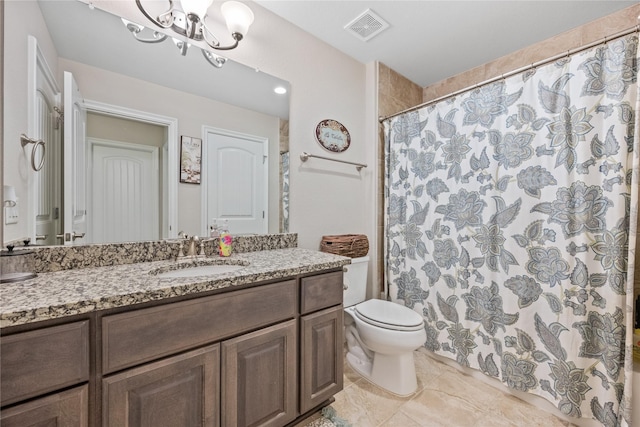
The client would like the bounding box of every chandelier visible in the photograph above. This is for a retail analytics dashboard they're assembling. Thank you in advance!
[134,0,254,51]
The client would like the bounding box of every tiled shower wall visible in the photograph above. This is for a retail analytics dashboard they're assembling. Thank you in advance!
[376,64,423,298]
[280,118,290,233]
[377,4,640,301]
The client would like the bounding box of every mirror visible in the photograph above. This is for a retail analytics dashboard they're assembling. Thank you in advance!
[4,0,290,246]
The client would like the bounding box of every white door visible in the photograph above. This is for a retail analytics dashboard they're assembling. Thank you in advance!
[63,72,87,245]
[28,37,61,246]
[89,139,159,244]
[204,129,268,235]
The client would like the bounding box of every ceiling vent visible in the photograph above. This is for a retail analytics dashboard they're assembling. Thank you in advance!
[344,9,389,42]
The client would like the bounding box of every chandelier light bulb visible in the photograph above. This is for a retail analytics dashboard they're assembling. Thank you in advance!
[180,0,213,18]
[221,1,254,37]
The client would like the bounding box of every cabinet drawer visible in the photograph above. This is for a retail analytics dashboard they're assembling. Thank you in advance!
[0,385,88,427]
[103,279,296,374]
[300,271,343,315]
[1,321,90,406]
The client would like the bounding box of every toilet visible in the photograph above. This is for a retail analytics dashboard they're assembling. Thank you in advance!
[343,256,426,396]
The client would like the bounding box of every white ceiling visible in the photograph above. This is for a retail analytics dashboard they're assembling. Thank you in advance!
[255,1,637,87]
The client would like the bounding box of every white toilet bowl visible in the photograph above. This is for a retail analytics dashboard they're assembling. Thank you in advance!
[344,299,426,396]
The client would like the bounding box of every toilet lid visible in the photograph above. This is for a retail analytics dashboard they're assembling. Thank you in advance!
[354,299,424,331]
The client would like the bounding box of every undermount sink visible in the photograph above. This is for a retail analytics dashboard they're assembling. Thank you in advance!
[150,260,249,279]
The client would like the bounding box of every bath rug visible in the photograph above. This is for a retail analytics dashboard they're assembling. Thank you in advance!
[302,405,351,427]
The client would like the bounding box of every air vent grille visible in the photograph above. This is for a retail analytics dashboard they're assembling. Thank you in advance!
[344,9,389,42]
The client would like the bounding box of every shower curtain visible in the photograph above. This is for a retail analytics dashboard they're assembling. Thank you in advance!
[384,34,638,426]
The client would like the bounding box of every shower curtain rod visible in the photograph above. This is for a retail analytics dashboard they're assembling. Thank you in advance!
[379,25,639,123]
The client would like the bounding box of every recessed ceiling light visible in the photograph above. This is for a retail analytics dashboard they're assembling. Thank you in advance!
[274,86,287,95]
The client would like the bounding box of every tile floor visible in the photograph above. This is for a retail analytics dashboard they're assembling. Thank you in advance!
[329,348,576,427]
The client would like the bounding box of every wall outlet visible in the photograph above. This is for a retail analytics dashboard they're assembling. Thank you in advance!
[4,205,18,225]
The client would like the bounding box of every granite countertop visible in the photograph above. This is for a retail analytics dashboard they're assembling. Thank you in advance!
[0,248,351,328]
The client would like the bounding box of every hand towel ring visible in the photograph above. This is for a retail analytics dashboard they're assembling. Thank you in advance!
[20,134,46,171]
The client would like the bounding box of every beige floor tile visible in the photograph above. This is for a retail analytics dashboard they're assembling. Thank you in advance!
[422,369,505,408]
[379,410,424,427]
[485,394,573,427]
[399,386,490,426]
[342,355,365,389]
[331,376,412,427]
[412,350,456,388]
[332,349,577,427]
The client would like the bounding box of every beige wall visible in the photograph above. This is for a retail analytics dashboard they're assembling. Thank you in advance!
[87,113,166,148]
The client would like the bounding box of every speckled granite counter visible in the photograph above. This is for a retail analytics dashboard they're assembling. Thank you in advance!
[0,248,350,328]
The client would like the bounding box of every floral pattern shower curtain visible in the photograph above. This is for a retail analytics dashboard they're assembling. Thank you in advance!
[384,34,638,426]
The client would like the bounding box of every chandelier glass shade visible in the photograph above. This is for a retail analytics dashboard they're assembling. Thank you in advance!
[134,0,254,51]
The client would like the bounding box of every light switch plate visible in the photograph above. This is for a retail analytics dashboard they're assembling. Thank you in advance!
[4,206,18,224]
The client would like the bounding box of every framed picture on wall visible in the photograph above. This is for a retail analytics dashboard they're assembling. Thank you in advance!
[180,136,202,184]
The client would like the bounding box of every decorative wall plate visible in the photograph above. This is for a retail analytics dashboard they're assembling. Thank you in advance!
[315,119,351,152]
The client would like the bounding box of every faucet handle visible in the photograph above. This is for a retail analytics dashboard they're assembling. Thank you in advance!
[177,240,186,258]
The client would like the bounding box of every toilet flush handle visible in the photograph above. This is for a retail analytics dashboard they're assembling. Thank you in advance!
[343,266,349,290]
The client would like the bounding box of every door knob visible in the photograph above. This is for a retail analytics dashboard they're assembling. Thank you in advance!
[55,232,85,241]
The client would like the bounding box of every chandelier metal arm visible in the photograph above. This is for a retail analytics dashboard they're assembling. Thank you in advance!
[133,0,252,54]
[185,13,200,40]
[124,22,168,43]
[204,32,242,51]
[202,49,227,68]
[135,0,175,29]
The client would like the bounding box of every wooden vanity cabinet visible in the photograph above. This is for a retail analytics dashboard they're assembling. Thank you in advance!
[0,268,344,427]
[0,320,91,427]
[299,271,344,413]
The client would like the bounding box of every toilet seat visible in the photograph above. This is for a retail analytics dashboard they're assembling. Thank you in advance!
[354,299,424,332]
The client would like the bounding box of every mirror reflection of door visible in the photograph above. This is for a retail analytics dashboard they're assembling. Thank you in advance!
[86,114,165,244]
[203,128,269,236]
[63,71,87,245]
[28,36,62,246]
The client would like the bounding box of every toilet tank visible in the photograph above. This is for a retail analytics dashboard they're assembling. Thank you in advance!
[343,256,369,307]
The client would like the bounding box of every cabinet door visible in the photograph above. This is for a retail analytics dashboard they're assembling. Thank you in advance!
[103,344,220,427]
[221,319,297,427]
[0,385,88,427]
[300,305,344,413]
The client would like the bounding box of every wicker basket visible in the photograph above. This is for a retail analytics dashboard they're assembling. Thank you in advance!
[320,234,369,258]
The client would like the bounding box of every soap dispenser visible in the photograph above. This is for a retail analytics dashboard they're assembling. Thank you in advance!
[218,219,232,257]
[210,219,219,238]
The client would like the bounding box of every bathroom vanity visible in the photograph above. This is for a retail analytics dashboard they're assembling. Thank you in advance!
[0,245,349,427]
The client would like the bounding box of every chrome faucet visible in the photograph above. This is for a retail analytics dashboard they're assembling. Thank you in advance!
[186,235,200,257]
[177,233,205,258]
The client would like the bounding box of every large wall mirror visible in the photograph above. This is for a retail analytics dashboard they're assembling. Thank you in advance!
[4,0,290,246]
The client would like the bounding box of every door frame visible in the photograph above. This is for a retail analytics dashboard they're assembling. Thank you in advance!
[83,100,179,239]
[200,126,269,236]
